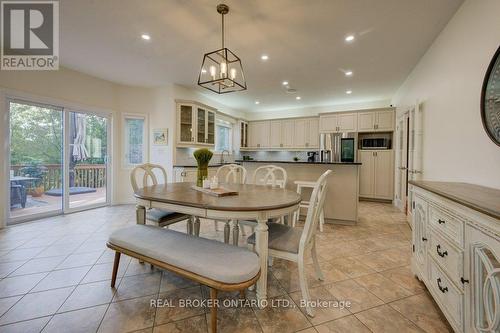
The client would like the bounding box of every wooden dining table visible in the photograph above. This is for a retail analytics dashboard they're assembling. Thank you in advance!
[134,182,301,305]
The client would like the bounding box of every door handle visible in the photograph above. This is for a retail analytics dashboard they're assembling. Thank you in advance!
[437,278,448,293]
[436,244,448,257]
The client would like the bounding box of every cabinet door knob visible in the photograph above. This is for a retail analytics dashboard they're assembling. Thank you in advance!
[436,244,448,258]
[460,277,469,284]
[437,278,448,293]
[438,219,446,224]
[422,237,427,242]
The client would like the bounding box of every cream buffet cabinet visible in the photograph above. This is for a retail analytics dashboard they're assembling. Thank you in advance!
[410,182,500,333]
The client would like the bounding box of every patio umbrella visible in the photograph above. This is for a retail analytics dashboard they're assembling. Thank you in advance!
[72,114,89,161]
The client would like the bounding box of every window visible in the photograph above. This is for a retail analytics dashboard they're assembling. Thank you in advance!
[123,115,146,167]
[215,122,232,152]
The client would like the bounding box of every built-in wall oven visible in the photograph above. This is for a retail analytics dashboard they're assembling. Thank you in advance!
[360,137,391,150]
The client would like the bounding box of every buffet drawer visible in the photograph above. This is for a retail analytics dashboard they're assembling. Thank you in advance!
[429,204,464,247]
[428,257,463,331]
[429,231,463,289]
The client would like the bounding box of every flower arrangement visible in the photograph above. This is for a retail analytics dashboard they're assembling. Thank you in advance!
[193,148,213,187]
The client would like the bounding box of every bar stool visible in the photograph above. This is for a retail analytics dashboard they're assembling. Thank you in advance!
[293,180,325,232]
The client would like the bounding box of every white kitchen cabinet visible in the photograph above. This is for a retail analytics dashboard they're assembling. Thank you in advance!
[358,150,394,200]
[248,121,270,148]
[176,101,216,146]
[358,109,394,132]
[239,120,248,148]
[319,113,357,133]
[282,120,295,148]
[410,184,500,333]
[292,118,318,148]
[173,166,217,182]
[269,120,282,148]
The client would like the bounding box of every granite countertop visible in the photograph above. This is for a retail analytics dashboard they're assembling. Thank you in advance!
[236,160,361,165]
[409,181,500,220]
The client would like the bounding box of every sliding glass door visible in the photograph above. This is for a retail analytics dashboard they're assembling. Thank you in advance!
[7,99,111,224]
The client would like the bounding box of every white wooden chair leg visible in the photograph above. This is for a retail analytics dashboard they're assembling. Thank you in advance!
[194,217,200,237]
[298,256,314,317]
[232,220,239,246]
[187,216,193,235]
[247,243,256,291]
[319,210,325,232]
[311,241,324,281]
[223,220,231,244]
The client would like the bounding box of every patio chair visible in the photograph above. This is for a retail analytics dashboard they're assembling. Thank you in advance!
[10,183,27,208]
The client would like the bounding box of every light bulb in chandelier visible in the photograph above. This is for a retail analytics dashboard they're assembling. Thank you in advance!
[220,62,227,78]
[209,66,217,80]
[230,68,237,80]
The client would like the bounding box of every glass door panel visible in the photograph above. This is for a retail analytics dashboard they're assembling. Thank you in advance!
[207,111,215,144]
[68,112,108,209]
[8,100,63,220]
[197,108,206,144]
[179,105,193,142]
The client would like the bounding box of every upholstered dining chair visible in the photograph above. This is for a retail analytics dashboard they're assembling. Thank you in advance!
[234,165,288,245]
[247,169,332,317]
[214,164,247,244]
[130,163,193,232]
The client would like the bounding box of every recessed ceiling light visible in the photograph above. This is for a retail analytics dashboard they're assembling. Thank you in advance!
[345,35,355,42]
[345,71,353,76]
[141,34,151,41]
[346,90,352,94]
[261,54,269,61]
[282,81,288,85]
[255,101,260,105]
[296,96,301,100]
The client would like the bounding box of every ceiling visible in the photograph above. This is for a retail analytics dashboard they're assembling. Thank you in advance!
[59,0,463,113]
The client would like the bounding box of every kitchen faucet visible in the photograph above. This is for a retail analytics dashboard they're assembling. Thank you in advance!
[220,150,230,164]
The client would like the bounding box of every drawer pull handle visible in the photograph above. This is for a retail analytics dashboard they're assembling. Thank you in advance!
[438,219,446,224]
[436,245,448,258]
[422,237,427,242]
[461,277,469,284]
[437,278,448,293]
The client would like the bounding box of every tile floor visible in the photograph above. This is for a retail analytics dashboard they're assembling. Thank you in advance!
[0,202,453,333]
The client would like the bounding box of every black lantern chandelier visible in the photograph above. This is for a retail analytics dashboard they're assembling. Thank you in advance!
[197,4,247,94]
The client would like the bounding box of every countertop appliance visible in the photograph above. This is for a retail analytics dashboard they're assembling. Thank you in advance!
[360,137,391,149]
[320,132,357,162]
[307,151,317,162]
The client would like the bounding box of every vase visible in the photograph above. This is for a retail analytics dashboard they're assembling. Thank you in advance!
[196,166,208,187]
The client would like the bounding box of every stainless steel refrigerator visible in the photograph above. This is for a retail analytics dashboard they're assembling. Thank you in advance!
[320,132,357,162]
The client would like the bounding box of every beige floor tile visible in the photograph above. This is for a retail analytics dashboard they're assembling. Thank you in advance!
[0,247,45,263]
[354,247,410,272]
[0,261,27,279]
[271,265,324,293]
[328,257,375,278]
[154,286,205,325]
[113,272,162,301]
[389,292,453,333]
[56,251,103,269]
[289,285,350,325]
[59,279,117,312]
[355,304,422,333]
[297,328,318,333]
[0,286,74,325]
[0,316,51,333]
[125,260,163,276]
[253,295,311,333]
[159,270,199,293]
[207,306,262,333]
[43,304,108,333]
[32,266,91,292]
[81,261,129,284]
[98,295,156,333]
[153,314,207,333]
[315,315,371,333]
[0,272,47,297]
[9,256,67,276]
[380,265,426,294]
[325,279,383,313]
[311,261,349,284]
[246,273,287,300]
[354,273,414,302]
[0,296,21,317]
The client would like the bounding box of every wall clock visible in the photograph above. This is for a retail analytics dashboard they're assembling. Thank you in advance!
[481,46,500,146]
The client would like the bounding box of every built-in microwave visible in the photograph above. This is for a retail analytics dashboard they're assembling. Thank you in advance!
[361,138,391,149]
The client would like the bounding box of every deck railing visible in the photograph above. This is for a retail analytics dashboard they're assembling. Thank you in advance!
[11,164,106,190]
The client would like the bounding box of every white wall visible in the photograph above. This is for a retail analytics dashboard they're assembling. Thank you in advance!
[392,0,500,189]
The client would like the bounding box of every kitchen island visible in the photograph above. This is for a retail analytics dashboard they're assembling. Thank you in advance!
[237,160,360,224]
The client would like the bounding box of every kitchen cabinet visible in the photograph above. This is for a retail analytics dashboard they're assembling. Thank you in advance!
[269,120,282,148]
[358,109,394,132]
[293,118,318,148]
[239,120,248,148]
[358,150,394,200]
[173,166,218,182]
[176,101,216,146]
[319,113,357,133]
[410,183,500,333]
[248,121,270,148]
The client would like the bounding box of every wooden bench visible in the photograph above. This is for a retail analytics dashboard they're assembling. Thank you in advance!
[107,225,260,333]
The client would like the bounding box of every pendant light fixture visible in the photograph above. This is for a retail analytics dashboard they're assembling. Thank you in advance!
[198,4,247,94]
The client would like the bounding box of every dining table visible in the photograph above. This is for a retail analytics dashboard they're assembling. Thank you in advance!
[134,182,301,306]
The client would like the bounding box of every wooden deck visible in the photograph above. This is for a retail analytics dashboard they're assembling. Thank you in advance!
[10,187,107,218]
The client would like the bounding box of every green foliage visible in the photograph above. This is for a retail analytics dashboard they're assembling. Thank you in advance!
[193,148,213,167]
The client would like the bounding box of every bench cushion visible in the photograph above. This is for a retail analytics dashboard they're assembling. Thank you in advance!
[109,225,259,284]
[247,223,302,254]
[146,208,187,223]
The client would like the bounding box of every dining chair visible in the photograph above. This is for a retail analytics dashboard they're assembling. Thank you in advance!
[247,169,332,317]
[214,164,247,244]
[130,163,193,232]
[235,165,288,245]
[293,180,325,232]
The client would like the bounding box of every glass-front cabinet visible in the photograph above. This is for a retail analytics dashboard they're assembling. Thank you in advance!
[177,101,216,146]
[239,120,248,148]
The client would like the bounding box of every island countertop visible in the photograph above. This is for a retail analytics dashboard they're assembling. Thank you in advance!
[235,160,361,165]
[409,181,500,220]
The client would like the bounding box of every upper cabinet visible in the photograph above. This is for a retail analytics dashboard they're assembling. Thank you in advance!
[176,101,216,146]
[239,120,248,148]
[248,121,270,148]
[294,118,319,148]
[319,112,358,133]
[358,109,394,132]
